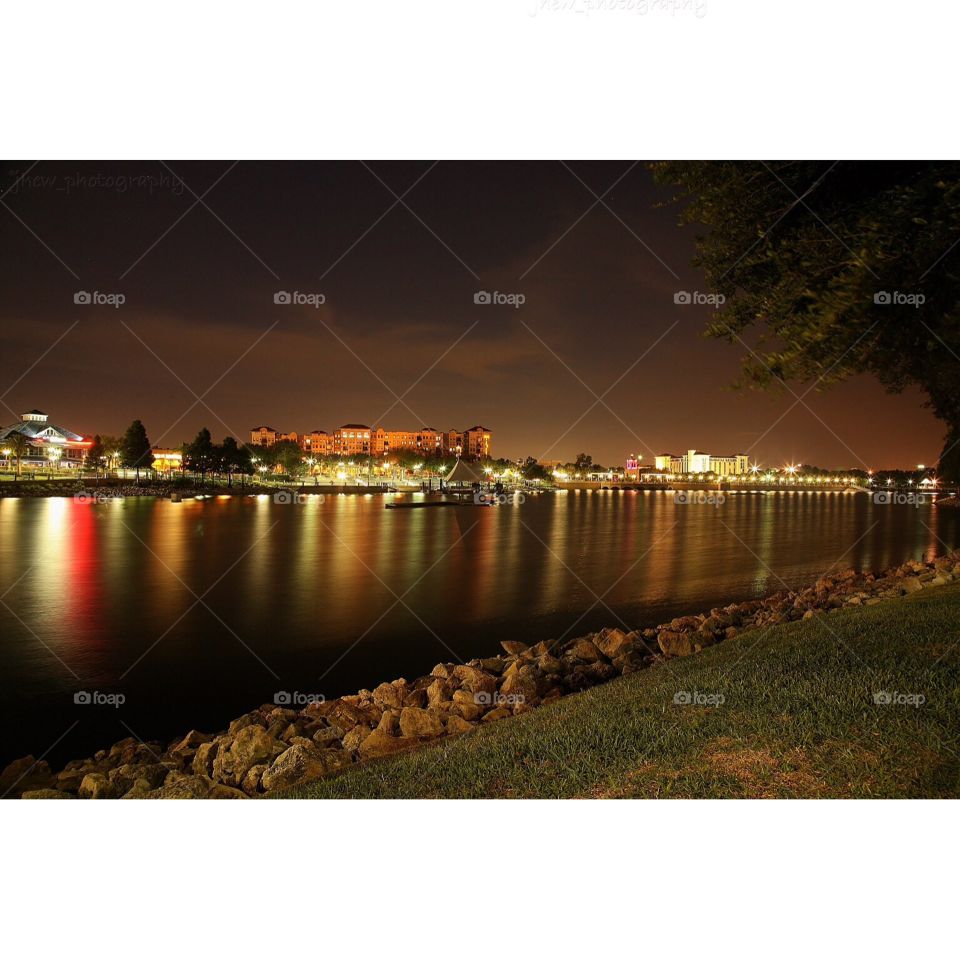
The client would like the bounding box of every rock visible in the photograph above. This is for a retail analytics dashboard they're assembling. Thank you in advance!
[427,678,453,705]
[0,756,54,797]
[901,576,923,593]
[398,706,444,739]
[311,724,345,748]
[358,728,418,760]
[500,641,529,655]
[148,776,213,799]
[342,724,372,753]
[20,789,74,799]
[594,628,634,659]
[481,706,512,723]
[478,657,507,674]
[452,665,497,696]
[169,729,214,755]
[430,663,454,679]
[657,630,697,657]
[536,653,565,675]
[211,725,284,786]
[445,716,475,735]
[241,764,269,794]
[500,669,540,706]
[228,712,263,735]
[261,744,349,792]
[109,763,168,793]
[78,773,121,799]
[192,740,219,777]
[208,784,249,799]
[372,681,404,710]
[567,638,603,663]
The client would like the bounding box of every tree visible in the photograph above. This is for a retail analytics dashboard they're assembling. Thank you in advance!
[185,428,215,484]
[121,420,154,482]
[218,436,251,487]
[4,432,31,478]
[574,453,593,472]
[521,455,549,481]
[100,435,123,474]
[652,161,960,479]
[86,435,105,478]
[269,439,304,477]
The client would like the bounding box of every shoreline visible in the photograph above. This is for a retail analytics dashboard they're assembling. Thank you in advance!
[4,546,959,799]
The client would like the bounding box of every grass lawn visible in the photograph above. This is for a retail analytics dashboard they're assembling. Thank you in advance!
[282,583,960,799]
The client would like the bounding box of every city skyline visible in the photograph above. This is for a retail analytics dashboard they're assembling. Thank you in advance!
[0,161,947,471]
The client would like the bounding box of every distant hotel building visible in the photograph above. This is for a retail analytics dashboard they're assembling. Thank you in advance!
[0,409,91,465]
[651,449,751,476]
[250,423,492,459]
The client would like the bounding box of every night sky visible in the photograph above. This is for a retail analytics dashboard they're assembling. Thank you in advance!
[0,161,944,469]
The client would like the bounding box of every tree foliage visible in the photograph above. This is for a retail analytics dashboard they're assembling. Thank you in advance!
[652,161,960,477]
[121,419,154,481]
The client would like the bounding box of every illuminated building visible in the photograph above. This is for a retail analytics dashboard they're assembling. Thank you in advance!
[0,409,91,466]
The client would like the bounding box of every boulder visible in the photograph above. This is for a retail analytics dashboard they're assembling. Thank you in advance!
[342,724,372,753]
[398,706,444,739]
[500,641,528,655]
[0,756,54,798]
[566,638,603,663]
[211,725,285,786]
[481,706,512,723]
[358,728,418,760]
[261,744,349,792]
[445,716,475,735]
[78,773,121,799]
[20,789,74,799]
[657,630,697,657]
[148,776,213,799]
[241,764,269,794]
[452,665,497,696]
[594,628,634,659]
[372,681,404,710]
[192,740,219,777]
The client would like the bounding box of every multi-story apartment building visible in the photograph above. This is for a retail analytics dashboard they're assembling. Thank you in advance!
[252,422,492,459]
[333,424,372,457]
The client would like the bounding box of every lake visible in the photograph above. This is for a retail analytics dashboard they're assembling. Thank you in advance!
[1,489,957,767]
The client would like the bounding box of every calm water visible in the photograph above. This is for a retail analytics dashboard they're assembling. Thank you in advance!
[1,489,957,767]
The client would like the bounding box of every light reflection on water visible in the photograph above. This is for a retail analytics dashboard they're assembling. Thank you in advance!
[0,489,956,765]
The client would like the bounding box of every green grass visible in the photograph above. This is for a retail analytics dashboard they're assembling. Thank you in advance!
[281,584,960,799]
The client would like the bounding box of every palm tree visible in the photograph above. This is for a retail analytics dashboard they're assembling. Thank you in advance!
[5,432,31,478]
